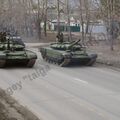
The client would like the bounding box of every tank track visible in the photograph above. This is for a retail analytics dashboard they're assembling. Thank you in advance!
[0,60,6,68]
[86,54,97,66]
[41,52,71,67]
[27,59,36,67]
[41,50,97,67]
[59,59,71,67]
[86,59,96,66]
[0,59,36,68]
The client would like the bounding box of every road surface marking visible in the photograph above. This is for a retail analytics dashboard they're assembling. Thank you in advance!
[74,78,88,84]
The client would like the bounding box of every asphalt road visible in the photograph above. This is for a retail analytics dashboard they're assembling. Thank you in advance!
[0,49,120,120]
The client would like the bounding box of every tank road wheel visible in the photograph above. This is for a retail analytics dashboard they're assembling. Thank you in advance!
[45,56,48,61]
[48,57,52,63]
[59,59,71,67]
[50,59,54,64]
[0,60,6,68]
[46,56,50,63]
[53,59,57,65]
[41,53,46,59]
[53,58,56,64]
[27,59,36,68]
[41,49,46,60]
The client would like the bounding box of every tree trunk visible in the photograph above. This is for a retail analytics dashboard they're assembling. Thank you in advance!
[79,0,85,44]
[44,0,48,37]
[57,0,60,34]
[37,0,41,40]
[66,0,72,41]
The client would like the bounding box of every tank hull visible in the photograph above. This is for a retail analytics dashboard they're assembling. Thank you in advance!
[1,59,36,67]
[40,47,97,67]
[0,50,37,68]
[70,54,97,65]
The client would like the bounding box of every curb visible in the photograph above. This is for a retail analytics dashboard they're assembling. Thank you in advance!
[96,59,120,68]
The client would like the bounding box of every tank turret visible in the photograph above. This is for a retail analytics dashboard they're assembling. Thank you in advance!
[50,39,83,51]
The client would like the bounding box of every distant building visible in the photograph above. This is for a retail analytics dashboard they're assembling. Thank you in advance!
[51,17,80,32]
[88,21,107,34]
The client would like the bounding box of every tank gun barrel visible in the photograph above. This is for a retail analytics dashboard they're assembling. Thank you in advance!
[68,39,81,50]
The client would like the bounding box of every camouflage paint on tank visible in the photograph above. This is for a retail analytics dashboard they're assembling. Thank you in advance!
[40,39,97,67]
[0,32,37,68]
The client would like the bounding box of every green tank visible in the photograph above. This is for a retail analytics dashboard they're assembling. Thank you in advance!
[40,39,97,67]
[0,32,37,68]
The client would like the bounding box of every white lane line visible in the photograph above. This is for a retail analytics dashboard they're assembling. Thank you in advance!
[74,78,88,84]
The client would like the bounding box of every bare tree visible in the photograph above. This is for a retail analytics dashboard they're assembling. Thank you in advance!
[99,0,120,50]
[57,0,61,34]
[78,0,85,44]
[66,0,72,41]
[43,0,48,37]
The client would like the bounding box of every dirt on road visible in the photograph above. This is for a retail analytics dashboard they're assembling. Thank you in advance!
[0,88,40,120]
